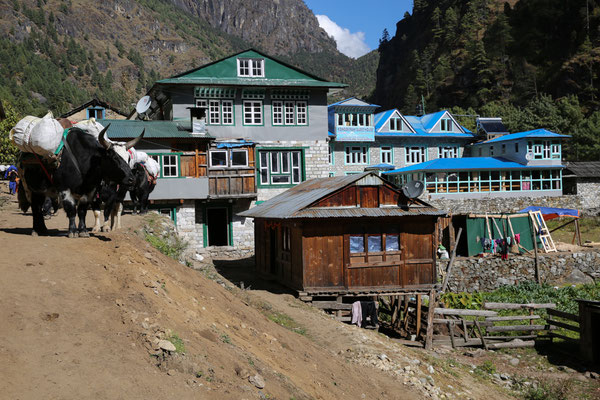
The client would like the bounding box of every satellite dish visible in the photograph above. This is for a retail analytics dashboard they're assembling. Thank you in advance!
[402,180,425,199]
[136,96,152,115]
[525,151,534,161]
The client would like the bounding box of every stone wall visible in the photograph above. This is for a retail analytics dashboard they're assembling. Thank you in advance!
[442,251,600,292]
[577,179,600,209]
[429,195,584,214]
[176,201,203,248]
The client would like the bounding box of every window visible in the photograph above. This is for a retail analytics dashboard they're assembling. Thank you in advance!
[349,233,400,254]
[273,101,307,126]
[345,146,368,165]
[222,100,233,125]
[231,150,248,167]
[162,155,178,177]
[502,144,506,154]
[282,226,291,251]
[258,149,303,186]
[237,58,264,77]
[328,144,334,165]
[490,146,494,156]
[389,117,402,131]
[405,146,427,164]
[337,113,371,127]
[272,101,283,125]
[87,107,104,119]
[196,99,208,108]
[243,101,262,125]
[551,142,561,159]
[438,146,458,158]
[209,149,248,168]
[285,101,295,125]
[210,150,228,167]
[515,143,519,153]
[381,146,393,164]
[209,100,220,124]
[440,118,453,131]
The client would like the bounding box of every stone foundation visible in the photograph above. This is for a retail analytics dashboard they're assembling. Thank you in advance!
[441,250,600,292]
[429,195,584,214]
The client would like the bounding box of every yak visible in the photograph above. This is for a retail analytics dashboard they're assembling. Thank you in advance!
[129,162,157,214]
[18,125,141,238]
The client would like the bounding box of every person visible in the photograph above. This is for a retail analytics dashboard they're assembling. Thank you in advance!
[4,165,18,195]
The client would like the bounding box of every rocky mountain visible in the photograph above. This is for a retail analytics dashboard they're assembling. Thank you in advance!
[0,0,377,116]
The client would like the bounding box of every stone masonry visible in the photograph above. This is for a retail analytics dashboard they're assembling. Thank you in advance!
[429,195,585,215]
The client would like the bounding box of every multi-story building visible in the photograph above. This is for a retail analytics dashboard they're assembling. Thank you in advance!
[328,98,475,176]
[121,49,345,251]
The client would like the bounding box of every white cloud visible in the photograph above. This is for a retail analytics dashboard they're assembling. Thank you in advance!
[316,14,371,59]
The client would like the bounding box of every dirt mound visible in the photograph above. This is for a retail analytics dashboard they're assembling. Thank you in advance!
[0,185,512,399]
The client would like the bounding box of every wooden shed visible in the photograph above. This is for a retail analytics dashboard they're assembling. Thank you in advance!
[238,172,445,296]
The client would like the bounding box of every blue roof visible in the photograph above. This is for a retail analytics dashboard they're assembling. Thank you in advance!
[329,97,380,108]
[375,131,474,138]
[474,129,570,145]
[420,111,447,131]
[365,163,396,170]
[385,157,565,174]
[374,110,397,131]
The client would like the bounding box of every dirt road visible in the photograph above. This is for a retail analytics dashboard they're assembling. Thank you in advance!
[0,185,511,399]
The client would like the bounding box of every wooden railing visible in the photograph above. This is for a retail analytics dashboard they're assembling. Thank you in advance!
[208,167,256,198]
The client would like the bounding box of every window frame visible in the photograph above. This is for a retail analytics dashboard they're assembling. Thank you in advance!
[380,146,393,164]
[389,117,402,131]
[257,148,305,188]
[438,145,459,158]
[345,145,369,165]
[161,154,179,178]
[243,100,263,126]
[440,118,453,132]
[405,146,427,165]
[237,58,264,77]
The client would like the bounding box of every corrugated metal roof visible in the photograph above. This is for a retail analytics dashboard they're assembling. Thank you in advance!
[474,129,570,145]
[375,131,474,138]
[292,207,445,219]
[329,97,380,107]
[564,162,600,178]
[156,77,346,87]
[238,172,442,219]
[374,109,395,130]
[98,119,213,139]
[385,157,565,174]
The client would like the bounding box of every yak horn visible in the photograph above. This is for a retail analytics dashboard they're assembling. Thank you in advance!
[98,124,112,149]
[125,129,145,150]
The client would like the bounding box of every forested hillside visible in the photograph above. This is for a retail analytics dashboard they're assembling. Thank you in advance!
[374,0,600,160]
[0,0,375,118]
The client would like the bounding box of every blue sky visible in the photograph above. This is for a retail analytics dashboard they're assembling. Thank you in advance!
[303,0,412,58]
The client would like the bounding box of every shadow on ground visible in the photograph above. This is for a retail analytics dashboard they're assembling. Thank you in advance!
[212,256,296,295]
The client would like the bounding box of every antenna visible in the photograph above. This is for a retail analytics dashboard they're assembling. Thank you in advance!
[525,151,534,161]
[135,96,152,119]
[402,180,424,199]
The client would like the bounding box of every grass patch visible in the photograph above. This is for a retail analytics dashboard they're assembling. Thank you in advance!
[166,333,186,354]
[267,311,306,335]
[220,334,231,344]
[546,216,600,243]
[522,378,572,400]
[145,233,187,259]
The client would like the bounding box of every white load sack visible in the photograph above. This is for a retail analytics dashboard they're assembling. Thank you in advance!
[74,118,105,139]
[143,157,160,178]
[126,148,149,168]
[10,112,63,157]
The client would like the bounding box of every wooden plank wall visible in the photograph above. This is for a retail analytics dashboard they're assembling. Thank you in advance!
[313,184,401,208]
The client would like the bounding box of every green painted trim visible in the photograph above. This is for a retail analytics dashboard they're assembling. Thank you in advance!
[201,203,233,247]
[147,152,183,178]
[379,145,393,164]
[343,144,370,166]
[255,147,306,188]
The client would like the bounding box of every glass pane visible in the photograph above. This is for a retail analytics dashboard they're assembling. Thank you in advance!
[272,175,290,184]
[292,168,300,183]
[386,235,399,251]
[350,235,364,253]
[211,151,227,166]
[292,151,300,167]
[260,169,268,184]
[260,152,268,167]
[368,235,382,252]
[281,151,290,172]
[271,152,279,172]
[231,151,247,166]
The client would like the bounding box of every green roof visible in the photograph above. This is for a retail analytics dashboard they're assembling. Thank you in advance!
[98,119,213,139]
[156,49,346,88]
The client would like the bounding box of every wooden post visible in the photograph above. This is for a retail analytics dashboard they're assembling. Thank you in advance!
[425,289,436,351]
[530,220,540,284]
[416,295,422,338]
[442,227,463,293]
[195,149,199,178]
[575,219,582,246]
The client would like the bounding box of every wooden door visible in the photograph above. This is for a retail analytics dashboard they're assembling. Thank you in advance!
[400,218,436,287]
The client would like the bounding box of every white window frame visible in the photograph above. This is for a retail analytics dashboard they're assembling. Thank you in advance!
[237,58,264,77]
[272,101,283,125]
[345,146,369,165]
[243,101,262,125]
[221,100,234,125]
[284,101,295,125]
[258,150,303,186]
[551,142,561,159]
[162,154,178,177]
[231,149,248,167]
[296,101,307,125]
[381,146,393,164]
[208,100,220,125]
[438,146,458,158]
[405,146,427,164]
[328,144,334,165]
[389,117,402,131]
[209,150,228,168]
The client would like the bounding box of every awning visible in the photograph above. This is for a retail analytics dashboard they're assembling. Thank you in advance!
[518,206,580,220]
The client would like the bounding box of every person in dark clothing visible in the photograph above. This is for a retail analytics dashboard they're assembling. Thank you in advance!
[360,301,379,328]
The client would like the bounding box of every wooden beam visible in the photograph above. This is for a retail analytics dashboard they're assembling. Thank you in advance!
[484,302,556,310]
[474,320,488,350]
[530,213,540,283]
[549,218,576,233]
[425,289,436,351]
[435,308,497,317]
[487,340,535,349]
[441,227,462,293]
[486,324,552,332]
[416,295,422,338]
[547,308,579,322]
[547,319,580,332]
[486,315,541,322]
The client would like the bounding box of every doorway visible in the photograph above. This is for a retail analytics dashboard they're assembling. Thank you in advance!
[206,207,229,246]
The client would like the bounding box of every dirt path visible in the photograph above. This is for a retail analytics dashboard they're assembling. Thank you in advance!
[0,183,512,400]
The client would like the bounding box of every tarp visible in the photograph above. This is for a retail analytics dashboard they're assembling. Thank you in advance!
[465,215,539,256]
[215,140,254,149]
[518,206,579,220]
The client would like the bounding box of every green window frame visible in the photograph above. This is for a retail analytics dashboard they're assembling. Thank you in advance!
[206,99,235,126]
[344,145,369,165]
[440,118,452,132]
[147,153,182,178]
[271,100,308,126]
[389,117,402,131]
[257,148,305,188]
[380,146,393,164]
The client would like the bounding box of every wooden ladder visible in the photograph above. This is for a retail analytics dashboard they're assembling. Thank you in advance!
[529,211,556,253]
